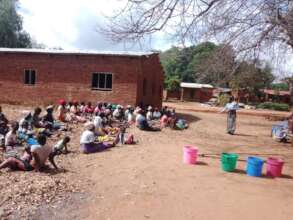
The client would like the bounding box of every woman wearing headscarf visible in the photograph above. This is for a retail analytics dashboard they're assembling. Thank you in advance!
[80,122,118,154]
[221,97,239,135]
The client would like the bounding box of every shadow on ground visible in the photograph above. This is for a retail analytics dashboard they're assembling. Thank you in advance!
[176,112,201,124]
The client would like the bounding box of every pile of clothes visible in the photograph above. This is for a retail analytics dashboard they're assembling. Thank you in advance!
[271,121,289,142]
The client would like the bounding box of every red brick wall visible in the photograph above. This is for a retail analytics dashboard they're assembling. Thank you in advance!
[182,88,213,102]
[137,54,164,108]
[164,90,180,100]
[0,52,163,107]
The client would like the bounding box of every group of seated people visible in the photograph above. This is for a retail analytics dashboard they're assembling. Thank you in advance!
[0,105,70,172]
[0,100,188,172]
[135,105,188,131]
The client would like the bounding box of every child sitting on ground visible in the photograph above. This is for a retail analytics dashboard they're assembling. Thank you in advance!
[119,126,136,145]
[52,136,71,155]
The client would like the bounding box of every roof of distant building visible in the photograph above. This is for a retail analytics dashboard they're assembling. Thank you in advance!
[262,89,290,96]
[180,82,214,89]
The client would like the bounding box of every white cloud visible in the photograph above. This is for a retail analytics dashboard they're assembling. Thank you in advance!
[18,0,171,51]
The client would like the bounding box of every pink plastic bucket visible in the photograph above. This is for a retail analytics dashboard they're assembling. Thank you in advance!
[183,146,198,164]
[266,157,284,178]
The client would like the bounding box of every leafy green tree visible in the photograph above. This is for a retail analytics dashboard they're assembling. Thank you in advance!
[160,42,218,86]
[270,83,289,91]
[0,0,31,48]
[164,75,181,91]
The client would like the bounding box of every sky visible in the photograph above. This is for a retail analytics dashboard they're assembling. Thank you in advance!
[18,0,171,51]
[18,0,292,75]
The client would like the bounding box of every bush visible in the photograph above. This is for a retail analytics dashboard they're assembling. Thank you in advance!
[218,94,230,106]
[257,102,290,111]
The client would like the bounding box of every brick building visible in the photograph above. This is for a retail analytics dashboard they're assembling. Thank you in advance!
[179,82,214,103]
[0,48,164,107]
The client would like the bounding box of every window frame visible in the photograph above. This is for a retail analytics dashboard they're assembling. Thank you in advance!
[24,69,36,86]
[91,72,113,91]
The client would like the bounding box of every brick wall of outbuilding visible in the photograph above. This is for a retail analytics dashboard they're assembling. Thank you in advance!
[137,54,164,108]
[0,51,164,107]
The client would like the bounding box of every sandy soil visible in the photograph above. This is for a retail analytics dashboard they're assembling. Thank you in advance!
[1,103,293,220]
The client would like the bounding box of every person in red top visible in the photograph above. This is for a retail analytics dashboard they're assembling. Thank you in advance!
[84,102,94,114]
[57,99,67,122]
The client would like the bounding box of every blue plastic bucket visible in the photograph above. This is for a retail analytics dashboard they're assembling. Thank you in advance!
[246,156,264,177]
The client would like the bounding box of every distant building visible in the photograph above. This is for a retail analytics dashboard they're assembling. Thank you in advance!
[0,48,164,107]
[180,82,214,102]
[261,89,290,104]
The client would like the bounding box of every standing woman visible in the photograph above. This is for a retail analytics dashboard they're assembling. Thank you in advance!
[221,97,239,135]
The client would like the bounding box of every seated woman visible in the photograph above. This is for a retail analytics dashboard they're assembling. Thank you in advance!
[32,107,45,129]
[17,120,33,142]
[160,112,170,128]
[79,102,86,115]
[80,123,117,154]
[94,112,106,133]
[0,145,33,171]
[94,102,103,114]
[84,102,94,115]
[153,108,161,120]
[136,110,160,131]
[146,106,154,121]
[113,105,124,121]
[127,108,135,124]
[43,105,61,130]
[5,121,21,151]
[19,112,33,130]
[69,101,86,123]
[57,99,68,122]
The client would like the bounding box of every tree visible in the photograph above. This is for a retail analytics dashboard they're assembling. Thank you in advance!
[160,42,218,85]
[160,42,275,93]
[230,62,275,95]
[104,0,293,56]
[271,83,289,91]
[0,0,31,48]
[164,75,181,91]
[194,45,235,87]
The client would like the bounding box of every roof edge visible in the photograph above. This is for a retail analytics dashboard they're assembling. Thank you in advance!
[0,48,157,57]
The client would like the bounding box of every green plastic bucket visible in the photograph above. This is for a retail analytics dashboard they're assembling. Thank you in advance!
[221,153,238,172]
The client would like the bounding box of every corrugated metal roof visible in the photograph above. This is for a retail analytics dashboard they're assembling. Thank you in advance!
[262,89,290,96]
[180,82,214,89]
[0,48,156,57]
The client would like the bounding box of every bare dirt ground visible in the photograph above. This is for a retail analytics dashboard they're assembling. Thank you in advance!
[1,103,293,220]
